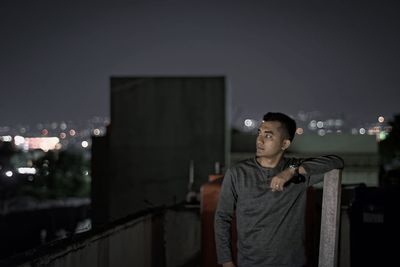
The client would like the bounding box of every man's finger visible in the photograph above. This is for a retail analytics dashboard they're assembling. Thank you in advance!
[270,183,279,191]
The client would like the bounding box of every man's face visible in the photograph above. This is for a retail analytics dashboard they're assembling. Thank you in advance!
[256,121,290,158]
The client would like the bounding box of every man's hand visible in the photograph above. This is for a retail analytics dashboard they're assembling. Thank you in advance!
[222,261,236,267]
[270,167,296,192]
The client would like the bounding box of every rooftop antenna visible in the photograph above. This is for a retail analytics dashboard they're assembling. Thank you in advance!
[186,160,197,203]
[188,160,194,191]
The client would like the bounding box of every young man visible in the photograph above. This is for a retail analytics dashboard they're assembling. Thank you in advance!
[214,112,344,267]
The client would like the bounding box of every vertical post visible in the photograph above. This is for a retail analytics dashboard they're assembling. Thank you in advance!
[318,169,342,267]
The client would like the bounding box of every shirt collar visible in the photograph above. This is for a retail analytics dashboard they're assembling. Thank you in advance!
[253,156,287,173]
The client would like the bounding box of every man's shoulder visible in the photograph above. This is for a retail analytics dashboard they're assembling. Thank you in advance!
[227,158,257,174]
[231,157,256,168]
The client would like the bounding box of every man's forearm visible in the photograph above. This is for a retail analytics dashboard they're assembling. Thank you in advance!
[300,155,344,176]
[214,169,237,263]
[271,156,344,190]
[214,211,234,264]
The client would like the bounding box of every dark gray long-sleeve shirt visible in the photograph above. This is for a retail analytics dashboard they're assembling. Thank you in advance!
[214,155,344,267]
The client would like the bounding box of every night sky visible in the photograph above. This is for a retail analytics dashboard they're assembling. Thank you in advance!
[1,0,400,127]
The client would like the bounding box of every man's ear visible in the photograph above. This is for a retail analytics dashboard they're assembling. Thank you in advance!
[282,139,291,150]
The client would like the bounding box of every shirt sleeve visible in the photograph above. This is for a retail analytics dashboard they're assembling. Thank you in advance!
[299,155,344,186]
[214,168,238,264]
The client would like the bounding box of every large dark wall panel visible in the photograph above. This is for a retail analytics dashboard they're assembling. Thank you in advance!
[109,77,227,220]
[91,135,110,226]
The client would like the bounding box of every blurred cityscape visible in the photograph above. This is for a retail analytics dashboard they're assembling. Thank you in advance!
[0,111,392,151]
[0,116,109,151]
[0,119,108,259]
[0,116,109,204]
[0,112,395,210]
[1,103,399,266]
[237,110,391,141]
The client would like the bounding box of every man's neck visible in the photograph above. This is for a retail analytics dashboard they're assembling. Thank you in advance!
[256,154,284,168]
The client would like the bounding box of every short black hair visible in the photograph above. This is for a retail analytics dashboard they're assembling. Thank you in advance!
[262,112,297,142]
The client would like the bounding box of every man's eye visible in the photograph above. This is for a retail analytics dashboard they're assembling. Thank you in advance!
[266,134,272,138]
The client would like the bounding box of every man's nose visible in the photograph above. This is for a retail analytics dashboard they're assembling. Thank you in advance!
[256,135,263,144]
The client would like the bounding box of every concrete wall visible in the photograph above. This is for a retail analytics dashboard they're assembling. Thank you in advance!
[288,134,378,154]
[289,134,379,187]
[15,215,157,267]
[91,135,110,226]
[164,208,201,267]
[108,77,227,220]
[13,208,200,267]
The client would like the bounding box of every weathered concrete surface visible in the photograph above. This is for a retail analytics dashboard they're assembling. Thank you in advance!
[318,169,342,267]
[11,207,200,267]
[164,208,201,267]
